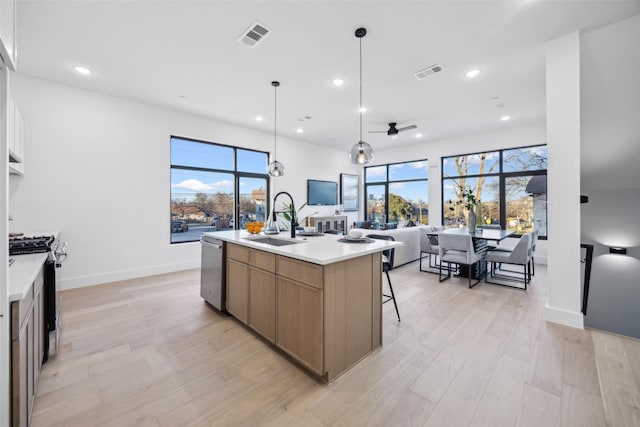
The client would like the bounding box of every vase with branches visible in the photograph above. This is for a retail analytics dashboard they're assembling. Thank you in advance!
[449,185,479,230]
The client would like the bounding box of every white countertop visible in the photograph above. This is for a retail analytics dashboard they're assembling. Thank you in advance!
[204,230,402,265]
[8,231,59,302]
[9,253,48,302]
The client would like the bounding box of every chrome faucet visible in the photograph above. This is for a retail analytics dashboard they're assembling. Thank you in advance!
[273,191,298,238]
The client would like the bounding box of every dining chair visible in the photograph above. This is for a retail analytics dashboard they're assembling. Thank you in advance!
[438,233,484,288]
[419,226,452,274]
[489,231,536,278]
[529,230,538,277]
[368,234,400,321]
[419,226,438,272]
[484,233,532,290]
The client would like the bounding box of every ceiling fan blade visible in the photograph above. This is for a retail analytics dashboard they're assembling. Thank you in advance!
[368,130,388,133]
[397,124,417,132]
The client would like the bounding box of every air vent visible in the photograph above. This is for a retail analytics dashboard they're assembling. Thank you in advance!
[414,64,443,80]
[238,22,271,47]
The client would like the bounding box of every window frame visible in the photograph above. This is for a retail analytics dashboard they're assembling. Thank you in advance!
[440,144,547,239]
[364,159,429,226]
[170,135,270,244]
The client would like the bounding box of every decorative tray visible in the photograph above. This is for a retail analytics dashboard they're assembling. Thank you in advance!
[297,231,324,236]
[337,237,375,244]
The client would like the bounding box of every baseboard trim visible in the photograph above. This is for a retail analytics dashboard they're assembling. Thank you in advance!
[58,260,200,290]
[543,305,584,329]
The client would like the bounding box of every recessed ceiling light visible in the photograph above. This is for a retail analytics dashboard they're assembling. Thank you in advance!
[74,66,92,75]
[256,116,264,122]
[415,133,423,138]
[500,115,511,121]
[296,128,303,133]
[332,78,344,87]
[465,69,480,78]
[358,106,367,113]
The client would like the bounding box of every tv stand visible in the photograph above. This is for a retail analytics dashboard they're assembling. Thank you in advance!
[308,215,347,233]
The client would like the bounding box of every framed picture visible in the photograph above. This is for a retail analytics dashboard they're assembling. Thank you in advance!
[340,173,359,211]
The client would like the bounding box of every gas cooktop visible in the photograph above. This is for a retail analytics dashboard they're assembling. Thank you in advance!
[9,235,55,255]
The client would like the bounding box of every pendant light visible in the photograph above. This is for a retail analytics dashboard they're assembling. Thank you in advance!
[268,80,285,177]
[350,27,374,165]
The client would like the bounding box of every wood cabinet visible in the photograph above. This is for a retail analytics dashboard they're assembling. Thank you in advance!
[11,266,45,427]
[248,267,276,342]
[226,243,277,341]
[226,259,248,324]
[225,242,382,382]
[276,277,323,374]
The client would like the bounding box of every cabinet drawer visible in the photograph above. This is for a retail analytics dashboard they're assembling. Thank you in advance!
[250,249,276,273]
[227,243,250,263]
[276,256,323,290]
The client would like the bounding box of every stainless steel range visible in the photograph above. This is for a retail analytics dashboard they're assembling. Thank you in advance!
[9,234,68,360]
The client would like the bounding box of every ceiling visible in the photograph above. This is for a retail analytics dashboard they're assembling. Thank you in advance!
[15,1,640,153]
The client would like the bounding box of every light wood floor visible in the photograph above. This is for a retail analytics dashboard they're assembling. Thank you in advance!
[31,261,640,426]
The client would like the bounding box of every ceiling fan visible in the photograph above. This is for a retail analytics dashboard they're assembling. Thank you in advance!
[369,122,417,138]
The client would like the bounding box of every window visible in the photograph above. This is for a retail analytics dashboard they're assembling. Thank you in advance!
[170,136,269,243]
[441,144,547,237]
[365,160,428,227]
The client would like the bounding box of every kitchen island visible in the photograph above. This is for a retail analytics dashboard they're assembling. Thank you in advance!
[202,230,402,383]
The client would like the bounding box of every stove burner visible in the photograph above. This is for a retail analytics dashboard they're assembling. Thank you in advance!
[9,235,55,255]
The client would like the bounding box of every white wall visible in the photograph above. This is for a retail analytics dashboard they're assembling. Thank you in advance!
[9,75,359,289]
[581,189,640,339]
[544,32,583,329]
[579,15,640,338]
[372,121,549,263]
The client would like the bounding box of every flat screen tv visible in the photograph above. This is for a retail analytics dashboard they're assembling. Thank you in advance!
[307,179,338,206]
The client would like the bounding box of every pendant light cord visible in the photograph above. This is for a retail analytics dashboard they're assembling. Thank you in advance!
[274,83,277,159]
[359,35,363,144]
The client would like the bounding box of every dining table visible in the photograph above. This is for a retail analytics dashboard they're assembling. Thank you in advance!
[427,227,516,279]
[434,227,515,242]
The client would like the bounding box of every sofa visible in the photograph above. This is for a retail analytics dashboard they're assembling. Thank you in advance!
[353,224,428,267]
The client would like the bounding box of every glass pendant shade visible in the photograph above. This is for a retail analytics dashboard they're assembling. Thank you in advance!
[268,160,285,177]
[350,27,374,165]
[350,141,374,165]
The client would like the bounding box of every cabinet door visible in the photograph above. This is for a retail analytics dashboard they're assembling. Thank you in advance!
[26,311,34,421]
[8,96,15,156]
[248,267,276,342]
[15,104,24,161]
[276,277,323,374]
[226,259,248,323]
[12,325,28,427]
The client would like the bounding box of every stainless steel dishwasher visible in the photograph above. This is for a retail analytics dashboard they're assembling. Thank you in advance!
[200,235,225,311]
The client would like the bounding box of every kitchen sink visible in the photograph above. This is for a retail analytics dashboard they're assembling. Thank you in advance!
[245,237,302,246]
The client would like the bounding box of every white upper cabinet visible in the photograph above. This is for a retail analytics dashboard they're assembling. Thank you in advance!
[0,0,18,70]
[9,96,24,175]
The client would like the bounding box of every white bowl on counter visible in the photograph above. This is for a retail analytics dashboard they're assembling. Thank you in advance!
[348,229,363,239]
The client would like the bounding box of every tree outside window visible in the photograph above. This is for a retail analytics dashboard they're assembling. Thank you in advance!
[441,145,547,237]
